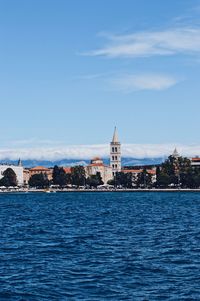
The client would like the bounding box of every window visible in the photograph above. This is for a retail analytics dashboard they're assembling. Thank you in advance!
[115,164,117,168]
[115,156,117,160]
[112,147,114,152]
[112,156,114,160]
[115,147,117,152]
[112,164,115,168]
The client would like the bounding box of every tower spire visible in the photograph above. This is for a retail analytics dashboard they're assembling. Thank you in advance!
[112,126,119,143]
[18,158,22,166]
[172,148,179,159]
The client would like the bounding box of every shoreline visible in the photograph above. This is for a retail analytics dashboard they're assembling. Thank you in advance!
[1,188,200,193]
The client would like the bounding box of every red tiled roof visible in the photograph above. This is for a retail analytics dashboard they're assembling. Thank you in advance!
[147,169,156,175]
[191,158,200,162]
[88,163,104,167]
[63,167,71,174]
[122,169,143,173]
[30,166,50,171]
[122,169,156,175]
[92,157,101,161]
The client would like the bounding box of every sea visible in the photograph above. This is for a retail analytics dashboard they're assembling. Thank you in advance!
[0,192,200,300]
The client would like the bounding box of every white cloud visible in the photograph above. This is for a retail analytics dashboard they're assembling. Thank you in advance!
[86,27,200,58]
[0,143,200,161]
[110,73,179,91]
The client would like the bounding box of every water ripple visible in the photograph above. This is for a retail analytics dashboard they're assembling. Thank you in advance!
[0,192,200,300]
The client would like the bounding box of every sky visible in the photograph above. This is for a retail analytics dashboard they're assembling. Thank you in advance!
[1,0,200,159]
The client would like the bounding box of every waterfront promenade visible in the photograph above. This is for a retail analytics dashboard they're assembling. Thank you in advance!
[1,188,200,193]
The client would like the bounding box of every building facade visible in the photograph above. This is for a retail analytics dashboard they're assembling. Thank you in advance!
[0,161,24,186]
[191,157,200,168]
[110,127,121,176]
[29,166,53,181]
[23,169,30,185]
[86,157,113,184]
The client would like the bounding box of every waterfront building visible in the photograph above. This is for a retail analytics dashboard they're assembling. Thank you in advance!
[29,166,53,181]
[86,157,113,184]
[110,127,121,176]
[191,157,200,168]
[23,166,71,185]
[0,159,23,186]
[122,168,157,184]
[23,169,30,185]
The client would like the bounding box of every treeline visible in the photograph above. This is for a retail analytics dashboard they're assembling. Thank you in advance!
[1,156,200,189]
[156,155,200,188]
[28,165,103,189]
[107,169,153,188]
[110,155,200,189]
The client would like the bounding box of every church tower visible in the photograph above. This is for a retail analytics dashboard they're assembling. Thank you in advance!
[110,127,121,176]
[18,158,22,166]
[172,148,180,159]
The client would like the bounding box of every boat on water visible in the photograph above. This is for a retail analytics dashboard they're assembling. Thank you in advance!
[45,189,56,193]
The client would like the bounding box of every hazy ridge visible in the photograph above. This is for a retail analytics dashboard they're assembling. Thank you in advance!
[0,157,164,168]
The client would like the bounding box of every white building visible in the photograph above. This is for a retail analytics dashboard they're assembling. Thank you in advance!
[110,127,121,176]
[0,159,23,186]
[191,157,200,168]
[86,157,113,184]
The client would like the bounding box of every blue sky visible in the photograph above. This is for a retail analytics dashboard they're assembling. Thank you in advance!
[1,0,200,159]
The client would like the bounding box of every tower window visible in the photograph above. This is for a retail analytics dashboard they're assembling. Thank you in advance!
[115,164,117,168]
[112,164,115,168]
[112,147,114,152]
[112,156,114,160]
[115,156,117,160]
[115,147,117,152]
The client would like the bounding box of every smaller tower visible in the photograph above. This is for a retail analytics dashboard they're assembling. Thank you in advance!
[110,127,121,176]
[18,158,22,166]
[172,148,180,159]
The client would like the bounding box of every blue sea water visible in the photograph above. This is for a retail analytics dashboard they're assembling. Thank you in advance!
[0,192,200,301]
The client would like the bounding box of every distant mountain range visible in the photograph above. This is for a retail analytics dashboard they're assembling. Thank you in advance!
[0,157,165,168]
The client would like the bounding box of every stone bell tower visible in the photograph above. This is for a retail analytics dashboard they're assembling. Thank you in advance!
[110,127,121,176]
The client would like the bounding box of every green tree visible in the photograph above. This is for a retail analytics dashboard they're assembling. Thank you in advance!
[86,172,103,188]
[29,173,49,188]
[107,179,115,186]
[0,168,17,187]
[180,168,200,188]
[115,172,133,188]
[0,176,9,187]
[52,165,70,187]
[136,169,152,188]
[156,172,171,188]
[156,155,195,188]
[71,166,86,187]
